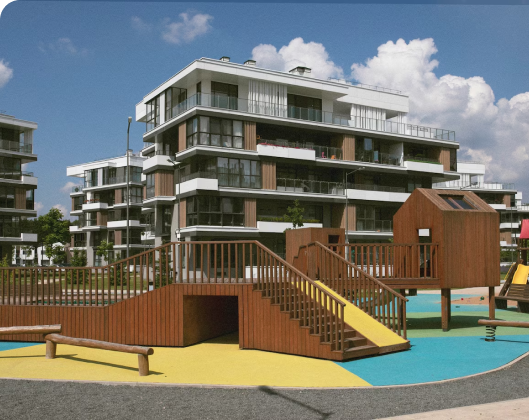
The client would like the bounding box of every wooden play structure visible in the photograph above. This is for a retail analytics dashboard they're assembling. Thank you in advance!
[0,324,153,375]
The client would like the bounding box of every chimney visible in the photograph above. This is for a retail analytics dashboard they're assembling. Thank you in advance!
[289,66,312,77]
[220,56,230,62]
[244,60,256,67]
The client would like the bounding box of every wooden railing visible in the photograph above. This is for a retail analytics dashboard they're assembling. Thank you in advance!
[325,243,439,281]
[0,241,347,352]
[294,242,408,338]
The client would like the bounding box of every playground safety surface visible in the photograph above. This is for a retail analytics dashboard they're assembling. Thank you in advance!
[1,291,529,388]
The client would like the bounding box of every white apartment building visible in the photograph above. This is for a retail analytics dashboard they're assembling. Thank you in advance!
[67,152,150,266]
[0,113,38,259]
[136,57,460,257]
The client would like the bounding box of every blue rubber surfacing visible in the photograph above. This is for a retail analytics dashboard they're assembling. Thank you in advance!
[0,342,41,352]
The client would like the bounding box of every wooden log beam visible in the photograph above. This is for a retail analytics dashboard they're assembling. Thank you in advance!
[478,319,529,328]
[0,325,62,336]
[44,334,154,376]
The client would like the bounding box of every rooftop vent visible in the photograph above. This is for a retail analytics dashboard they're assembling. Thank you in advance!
[220,56,230,62]
[244,59,256,67]
[289,66,312,77]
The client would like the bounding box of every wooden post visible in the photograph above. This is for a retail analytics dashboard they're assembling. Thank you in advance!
[441,288,451,331]
[138,354,149,376]
[45,340,57,359]
[489,286,495,320]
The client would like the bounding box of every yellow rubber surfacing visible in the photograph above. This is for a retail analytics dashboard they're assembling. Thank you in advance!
[314,281,408,348]
[0,334,370,388]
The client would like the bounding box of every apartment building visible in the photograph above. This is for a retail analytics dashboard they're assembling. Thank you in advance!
[136,57,460,257]
[0,113,38,259]
[67,152,149,266]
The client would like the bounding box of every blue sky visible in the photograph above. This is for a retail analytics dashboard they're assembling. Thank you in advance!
[1,2,529,216]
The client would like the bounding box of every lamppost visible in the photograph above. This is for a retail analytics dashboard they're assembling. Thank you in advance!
[126,116,132,259]
[345,167,365,260]
[167,158,181,240]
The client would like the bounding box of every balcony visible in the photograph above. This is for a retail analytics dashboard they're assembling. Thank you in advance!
[276,178,344,195]
[71,185,84,193]
[143,154,176,172]
[82,199,108,211]
[0,170,35,181]
[403,155,444,174]
[356,151,402,167]
[146,93,456,142]
[257,139,343,161]
[0,139,33,154]
[433,180,516,191]
[356,220,393,233]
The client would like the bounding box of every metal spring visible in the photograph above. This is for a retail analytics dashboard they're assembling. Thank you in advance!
[485,325,496,342]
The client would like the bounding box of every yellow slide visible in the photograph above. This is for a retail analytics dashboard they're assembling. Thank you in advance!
[512,264,529,285]
[314,281,408,349]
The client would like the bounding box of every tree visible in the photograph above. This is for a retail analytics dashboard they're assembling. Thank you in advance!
[45,244,67,265]
[96,240,114,263]
[71,249,87,267]
[284,200,305,229]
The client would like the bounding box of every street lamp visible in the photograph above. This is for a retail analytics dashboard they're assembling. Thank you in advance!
[345,167,365,259]
[126,116,132,259]
[167,158,181,241]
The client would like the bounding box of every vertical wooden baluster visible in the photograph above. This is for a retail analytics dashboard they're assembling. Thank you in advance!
[392,296,396,332]
[234,243,238,284]
[402,300,407,339]
[139,256,144,295]
[227,243,232,284]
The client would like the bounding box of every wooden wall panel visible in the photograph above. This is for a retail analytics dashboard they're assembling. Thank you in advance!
[439,149,451,171]
[115,189,122,205]
[343,134,355,161]
[244,198,256,228]
[500,231,513,245]
[71,197,75,212]
[261,161,276,190]
[114,230,122,245]
[503,194,512,206]
[244,121,257,151]
[178,122,186,152]
[179,198,186,228]
[155,170,174,197]
[15,188,25,210]
[286,227,345,264]
[96,212,107,226]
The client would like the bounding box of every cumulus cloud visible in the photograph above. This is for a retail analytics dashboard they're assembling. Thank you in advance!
[0,59,13,88]
[349,37,529,186]
[39,38,88,56]
[252,37,343,80]
[52,204,69,217]
[34,202,44,214]
[60,181,78,194]
[161,12,213,44]
[131,16,152,32]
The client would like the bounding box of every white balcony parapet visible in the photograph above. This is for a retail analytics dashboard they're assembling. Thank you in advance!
[346,188,410,203]
[21,174,38,187]
[490,204,507,211]
[257,144,316,161]
[178,177,219,194]
[107,220,142,228]
[404,160,444,174]
[82,202,108,211]
[21,233,38,242]
[143,154,175,172]
[257,221,322,233]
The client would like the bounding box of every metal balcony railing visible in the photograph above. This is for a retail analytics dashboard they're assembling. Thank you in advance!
[356,220,393,232]
[356,151,402,166]
[404,155,443,165]
[348,183,406,193]
[276,178,344,195]
[0,139,33,154]
[433,181,515,190]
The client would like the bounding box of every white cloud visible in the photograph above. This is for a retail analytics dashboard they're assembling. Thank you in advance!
[131,16,152,32]
[161,12,213,44]
[252,37,343,80]
[60,181,78,194]
[0,59,13,88]
[52,204,69,218]
[39,38,88,56]
[349,37,529,187]
[34,202,44,214]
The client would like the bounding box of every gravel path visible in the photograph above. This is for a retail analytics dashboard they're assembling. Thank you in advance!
[1,352,529,420]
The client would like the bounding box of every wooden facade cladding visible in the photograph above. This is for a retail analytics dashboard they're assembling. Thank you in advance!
[439,149,451,171]
[244,121,257,151]
[343,134,355,161]
[115,189,123,205]
[178,122,186,152]
[15,188,25,210]
[331,204,355,229]
[179,198,186,228]
[114,230,122,245]
[71,197,75,212]
[500,231,513,245]
[393,188,500,289]
[155,171,174,197]
[261,161,276,190]
[96,212,107,227]
[244,199,257,228]
[503,194,512,206]
[0,284,345,361]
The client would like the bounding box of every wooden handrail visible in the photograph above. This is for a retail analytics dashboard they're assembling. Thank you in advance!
[44,334,154,376]
[0,325,62,335]
[478,319,529,328]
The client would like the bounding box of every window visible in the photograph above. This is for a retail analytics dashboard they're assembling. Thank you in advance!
[0,156,22,180]
[26,189,34,210]
[215,158,261,188]
[0,186,15,208]
[287,94,322,122]
[73,233,86,247]
[162,206,172,235]
[122,229,142,245]
[356,205,394,232]
[406,177,433,193]
[186,116,243,149]
[146,174,155,199]
[85,212,97,227]
[441,196,475,210]
[108,208,141,221]
[146,95,160,131]
[257,201,323,223]
[84,169,98,188]
[211,81,238,110]
[73,195,84,211]
[0,215,20,237]
[186,197,244,227]
[165,87,187,120]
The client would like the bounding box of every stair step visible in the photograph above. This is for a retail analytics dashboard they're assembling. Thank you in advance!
[338,345,380,359]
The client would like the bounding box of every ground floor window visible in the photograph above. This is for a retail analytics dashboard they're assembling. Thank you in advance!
[186,196,244,227]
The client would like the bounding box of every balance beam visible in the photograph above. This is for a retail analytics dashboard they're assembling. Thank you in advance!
[0,325,62,335]
[478,320,529,328]
[44,333,154,376]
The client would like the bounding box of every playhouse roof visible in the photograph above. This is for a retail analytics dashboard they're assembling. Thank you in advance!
[409,188,497,213]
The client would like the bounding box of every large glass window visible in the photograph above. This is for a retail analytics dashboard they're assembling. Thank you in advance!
[215,158,261,188]
[122,229,142,245]
[186,116,243,149]
[85,212,97,227]
[0,156,22,180]
[84,169,98,188]
[165,87,187,120]
[73,233,86,247]
[73,195,84,211]
[0,215,20,237]
[162,206,172,235]
[211,81,238,110]
[26,189,34,210]
[146,174,155,199]
[146,95,160,131]
[186,197,244,227]
[287,94,322,122]
[356,205,394,232]
[0,186,15,208]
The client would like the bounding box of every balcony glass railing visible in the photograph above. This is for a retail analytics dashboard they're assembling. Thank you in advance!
[257,139,344,160]
[276,178,344,195]
[355,151,402,166]
[146,186,155,199]
[356,220,393,232]
[146,93,456,142]
[71,185,84,193]
[347,183,406,193]
[433,181,515,190]
[180,171,216,183]
[403,155,442,165]
[0,170,34,180]
[0,139,33,154]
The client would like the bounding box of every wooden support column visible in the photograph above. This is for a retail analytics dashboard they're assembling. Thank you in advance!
[441,288,451,331]
[489,286,496,320]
